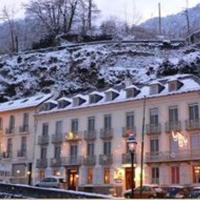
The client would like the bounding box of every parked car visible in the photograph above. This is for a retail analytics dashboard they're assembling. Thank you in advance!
[124,184,166,198]
[187,187,200,198]
[35,176,66,189]
[162,185,191,198]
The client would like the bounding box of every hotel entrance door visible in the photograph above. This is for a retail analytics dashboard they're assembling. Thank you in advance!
[67,168,78,190]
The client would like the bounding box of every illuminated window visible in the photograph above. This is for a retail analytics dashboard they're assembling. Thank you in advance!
[193,166,200,183]
[104,168,110,184]
[87,168,93,184]
[171,166,179,184]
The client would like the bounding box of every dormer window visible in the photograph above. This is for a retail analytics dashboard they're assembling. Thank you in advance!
[57,98,71,109]
[125,86,140,98]
[168,80,183,92]
[89,94,103,104]
[41,101,57,111]
[150,83,164,95]
[105,89,119,101]
[73,96,86,107]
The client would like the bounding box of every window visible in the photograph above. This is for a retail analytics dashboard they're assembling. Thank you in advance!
[104,168,110,184]
[54,146,61,159]
[126,89,134,98]
[0,117,3,130]
[150,108,159,125]
[169,106,178,122]
[150,138,159,154]
[40,147,47,159]
[87,143,94,156]
[104,114,111,130]
[151,167,159,184]
[189,104,199,121]
[87,168,93,184]
[55,121,63,135]
[21,136,27,156]
[7,138,12,158]
[170,138,179,153]
[71,119,78,133]
[126,112,135,129]
[70,145,78,158]
[168,82,177,92]
[39,169,45,180]
[88,117,95,132]
[9,115,15,131]
[193,166,200,183]
[171,166,180,184]
[103,141,111,155]
[191,135,200,150]
[23,113,29,129]
[150,85,158,95]
[42,123,49,136]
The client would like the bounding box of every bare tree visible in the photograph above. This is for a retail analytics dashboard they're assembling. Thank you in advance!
[0,6,19,53]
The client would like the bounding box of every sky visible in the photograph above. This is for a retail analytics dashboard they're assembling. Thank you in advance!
[0,0,200,24]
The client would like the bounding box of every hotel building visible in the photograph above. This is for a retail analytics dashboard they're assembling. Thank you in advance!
[33,74,200,196]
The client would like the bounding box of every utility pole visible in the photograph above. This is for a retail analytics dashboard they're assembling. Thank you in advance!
[185,0,190,34]
[158,2,162,35]
[140,96,146,198]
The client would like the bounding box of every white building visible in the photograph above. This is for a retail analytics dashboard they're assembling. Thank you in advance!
[0,94,51,184]
[33,74,200,196]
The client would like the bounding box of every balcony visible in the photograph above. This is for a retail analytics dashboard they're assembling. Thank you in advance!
[17,150,27,158]
[100,129,113,140]
[38,135,49,145]
[62,156,82,166]
[145,149,200,163]
[36,159,48,168]
[122,127,136,137]
[83,155,96,166]
[146,124,161,135]
[1,152,12,159]
[84,130,97,141]
[65,131,82,142]
[121,153,137,165]
[185,119,200,131]
[19,125,29,134]
[99,154,113,165]
[50,157,63,167]
[5,127,15,135]
[51,133,64,143]
[165,121,181,133]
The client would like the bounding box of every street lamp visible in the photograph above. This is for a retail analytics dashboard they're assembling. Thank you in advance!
[127,134,137,198]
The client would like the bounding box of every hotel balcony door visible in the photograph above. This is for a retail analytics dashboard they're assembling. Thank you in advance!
[125,167,135,190]
[67,168,78,190]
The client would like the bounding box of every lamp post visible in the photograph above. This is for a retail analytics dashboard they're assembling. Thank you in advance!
[127,134,137,198]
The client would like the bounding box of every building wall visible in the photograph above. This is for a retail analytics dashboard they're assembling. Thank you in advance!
[34,91,200,194]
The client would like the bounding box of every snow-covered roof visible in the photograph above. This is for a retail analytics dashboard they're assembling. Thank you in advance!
[0,94,52,112]
[105,88,119,93]
[125,85,140,90]
[57,97,72,102]
[89,91,105,97]
[37,74,200,115]
[44,99,58,105]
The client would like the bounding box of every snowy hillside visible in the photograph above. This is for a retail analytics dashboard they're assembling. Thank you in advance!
[141,3,200,38]
[0,41,200,102]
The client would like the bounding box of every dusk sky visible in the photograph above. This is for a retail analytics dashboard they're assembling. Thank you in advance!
[0,0,200,24]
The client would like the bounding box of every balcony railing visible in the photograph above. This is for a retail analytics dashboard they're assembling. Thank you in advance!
[99,154,113,165]
[2,152,12,159]
[122,127,136,137]
[65,131,82,142]
[19,125,29,134]
[100,128,113,140]
[5,127,15,134]
[36,159,48,168]
[50,157,63,167]
[62,156,82,166]
[17,150,27,158]
[146,124,161,135]
[51,133,64,143]
[84,130,97,141]
[185,119,200,131]
[83,155,96,166]
[165,121,181,133]
[121,153,137,164]
[38,135,49,145]
[145,149,200,163]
